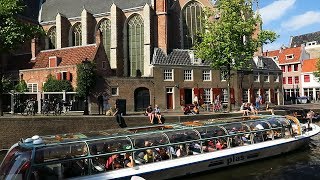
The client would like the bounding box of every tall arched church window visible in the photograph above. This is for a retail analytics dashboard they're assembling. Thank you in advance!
[98,19,111,60]
[72,23,82,46]
[128,15,144,77]
[48,27,56,49]
[182,1,203,49]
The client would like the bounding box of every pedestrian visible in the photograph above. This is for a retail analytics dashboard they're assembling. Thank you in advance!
[255,96,260,110]
[113,104,127,128]
[103,93,109,114]
[97,93,103,115]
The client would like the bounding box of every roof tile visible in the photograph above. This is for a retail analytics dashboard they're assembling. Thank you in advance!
[33,45,97,68]
[302,59,318,72]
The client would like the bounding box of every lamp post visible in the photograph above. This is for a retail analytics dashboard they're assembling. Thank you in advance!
[82,58,90,115]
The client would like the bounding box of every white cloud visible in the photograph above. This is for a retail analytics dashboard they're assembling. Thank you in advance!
[281,11,320,31]
[259,0,296,25]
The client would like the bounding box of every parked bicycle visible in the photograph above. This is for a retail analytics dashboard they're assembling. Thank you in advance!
[22,99,36,116]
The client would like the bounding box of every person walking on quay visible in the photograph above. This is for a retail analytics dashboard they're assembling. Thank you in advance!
[97,93,104,115]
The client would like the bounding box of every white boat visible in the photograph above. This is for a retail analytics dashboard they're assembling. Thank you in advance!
[0,115,319,180]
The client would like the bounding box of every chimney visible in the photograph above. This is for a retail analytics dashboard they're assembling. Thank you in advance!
[49,56,58,67]
[155,0,168,54]
[31,38,40,60]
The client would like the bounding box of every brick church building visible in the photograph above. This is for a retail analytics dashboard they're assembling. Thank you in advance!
[8,0,283,113]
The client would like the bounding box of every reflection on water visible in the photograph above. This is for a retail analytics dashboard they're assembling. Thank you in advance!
[184,122,320,180]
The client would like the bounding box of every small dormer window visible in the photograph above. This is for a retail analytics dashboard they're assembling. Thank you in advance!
[272,56,278,61]
[286,54,294,60]
[306,41,317,46]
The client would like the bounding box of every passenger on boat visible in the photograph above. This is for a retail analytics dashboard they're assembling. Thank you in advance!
[145,105,155,123]
[144,149,154,163]
[124,153,135,168]
[216,140,223,150]
[158,148,170,160]
[176,145,187,157]
[307,110,315,129]
[105,154,120,170]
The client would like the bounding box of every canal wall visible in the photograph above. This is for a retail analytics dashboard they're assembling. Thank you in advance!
[0,111,286,150]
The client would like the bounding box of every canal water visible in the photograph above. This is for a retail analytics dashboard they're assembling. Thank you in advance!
[0,123,320,180]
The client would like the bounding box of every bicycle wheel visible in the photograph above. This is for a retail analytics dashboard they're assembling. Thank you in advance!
[22,108,28,116]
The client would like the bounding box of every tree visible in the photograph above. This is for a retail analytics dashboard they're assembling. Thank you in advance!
[15,79,27,92]
[76,60,96,114]
[314,58,320,82]
[43,74,73,92]
[0,0,43,115]
[194,0,277,112]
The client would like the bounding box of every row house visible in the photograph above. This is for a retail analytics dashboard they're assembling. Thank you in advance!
[301,59,320,101]
[8,0,283,113]
[265,46,308,104]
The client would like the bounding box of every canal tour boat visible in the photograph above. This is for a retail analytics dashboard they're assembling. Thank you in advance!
[0,115,319,180]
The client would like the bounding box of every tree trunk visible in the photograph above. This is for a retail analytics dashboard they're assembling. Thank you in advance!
[0,55,4,116]
[227,64,232,112]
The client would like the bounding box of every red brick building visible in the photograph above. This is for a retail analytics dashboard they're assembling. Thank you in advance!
[9,0,282,113]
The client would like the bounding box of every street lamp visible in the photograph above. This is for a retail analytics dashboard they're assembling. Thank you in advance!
[82,58,90,115]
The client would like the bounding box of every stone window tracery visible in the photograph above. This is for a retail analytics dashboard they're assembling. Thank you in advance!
[99,19,111,60]
[72,23,82,46]
[128,15,144,77]
[47,26,56,49]
[182,1,203,49]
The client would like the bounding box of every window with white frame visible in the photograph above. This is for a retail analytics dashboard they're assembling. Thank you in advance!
[203,88,212,104]
[306,41,317,46]
[220,70,227,81]
[202,70,211,81]
[222,88,228,102]
[27,83,38,92]
[184,70,193,81]
[164,69,173,81]
[264,89,270,102]
[111,87,119,96]
[264,73,269,82]
[242,89,248,103]
[254,73,260,82]
[286,54,294,60]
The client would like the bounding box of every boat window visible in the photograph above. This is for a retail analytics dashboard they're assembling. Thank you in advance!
[131,133,169,149]
[0,145,31,180]
[165,130,200,143]
[32,158,89,179]
[87,137,132,154]
[196,126,226,138]
[34,142,87,163]
[246,121,271,131]
[266,117,282,128]
[223,123,250,134]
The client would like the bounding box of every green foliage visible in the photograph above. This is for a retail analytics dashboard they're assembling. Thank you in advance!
[0,0,43,53]
[15,79,27,92]
[1,76,13,93]
[314,58,320,82]
[194,0,278,70]
[76,61,96,98]
[43,74,73,92]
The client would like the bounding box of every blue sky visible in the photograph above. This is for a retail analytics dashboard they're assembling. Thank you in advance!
[259,0,320,51]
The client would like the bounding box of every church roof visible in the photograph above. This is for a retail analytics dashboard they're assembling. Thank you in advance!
[32,44,97,68]
[40,0,151,22]
[152,48,210,66]
[290,31,320,47]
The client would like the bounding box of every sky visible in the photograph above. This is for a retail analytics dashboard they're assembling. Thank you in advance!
[259,0,320,51]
